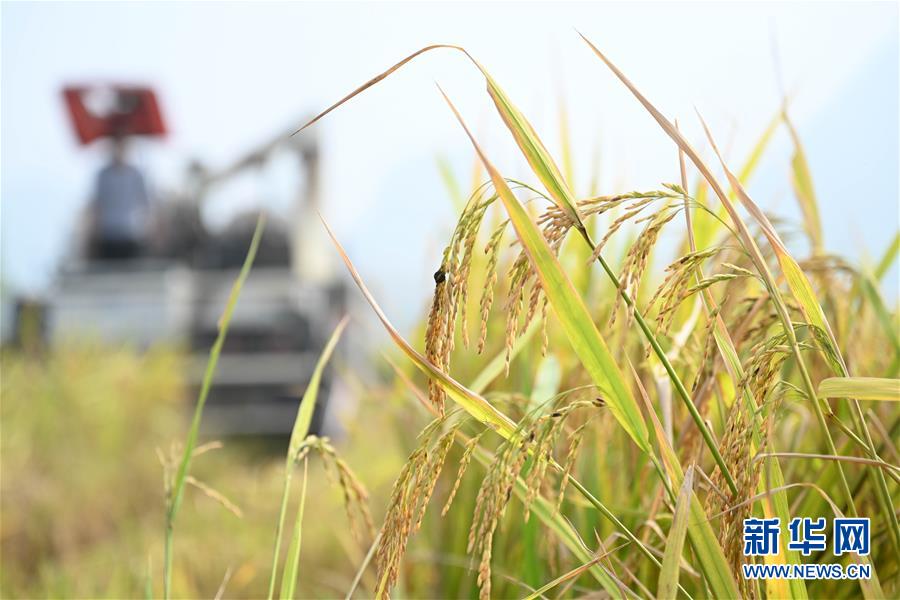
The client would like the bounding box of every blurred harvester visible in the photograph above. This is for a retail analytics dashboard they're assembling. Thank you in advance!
[50,85,348,435]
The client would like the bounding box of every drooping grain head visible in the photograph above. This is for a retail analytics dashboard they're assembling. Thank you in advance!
[294,436,376,547]
[374,414,462,598]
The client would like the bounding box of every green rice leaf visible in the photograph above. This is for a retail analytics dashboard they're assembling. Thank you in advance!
[279,457,309,600]
[657,465,694,600]
[479,68,582,226]
[288,317,349,457]
[530,353,562,412]
[858,271,900,371]
[436,155,467,214]
[739,110,782,184]
[874,232,899,281]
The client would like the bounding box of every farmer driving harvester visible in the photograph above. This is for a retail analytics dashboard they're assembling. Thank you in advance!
[89,134,151,260]
[63,85,165,261]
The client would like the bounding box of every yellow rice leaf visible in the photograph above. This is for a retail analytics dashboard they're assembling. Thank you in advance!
[818,377,900,402]
[784,111,824,253]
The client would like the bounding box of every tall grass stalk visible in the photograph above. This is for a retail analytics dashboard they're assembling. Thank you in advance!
[163,215,266,599]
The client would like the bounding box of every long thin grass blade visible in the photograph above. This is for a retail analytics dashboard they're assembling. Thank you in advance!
[144,555,153,600]
[657,466,695,600]
[739,109,782,184]
[345,531,381,600]
[783,111,824,254]
[480,69,582,226]
[214,566,233,600]
[818,377,900,402]
[280,457,309,600]
[523,544,629,600]
[558,93,575,192]
[289,317,349,455]
[756,452,900,474]
[295,45,462,135]
[163,214,266,600]
[874,232,899,281]
[436,155,467,213]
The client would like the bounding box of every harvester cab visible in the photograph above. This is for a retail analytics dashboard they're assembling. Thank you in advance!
[48,84,348,435]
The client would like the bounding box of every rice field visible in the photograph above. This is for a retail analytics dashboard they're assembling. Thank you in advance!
[2,35,898,599]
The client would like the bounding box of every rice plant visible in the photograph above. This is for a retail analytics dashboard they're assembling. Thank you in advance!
[297,35,900,599]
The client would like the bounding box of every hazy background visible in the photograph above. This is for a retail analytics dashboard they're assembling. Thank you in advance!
[2,1,898,330]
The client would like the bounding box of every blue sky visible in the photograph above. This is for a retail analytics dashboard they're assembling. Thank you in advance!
[2,2,897,326]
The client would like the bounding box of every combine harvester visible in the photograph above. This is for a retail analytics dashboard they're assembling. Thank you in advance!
[48,85,350,435]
